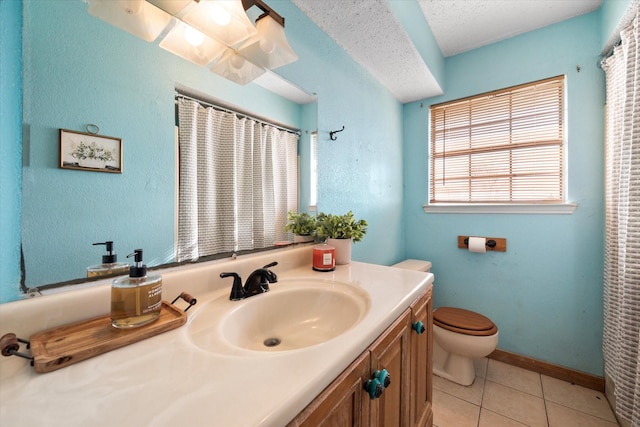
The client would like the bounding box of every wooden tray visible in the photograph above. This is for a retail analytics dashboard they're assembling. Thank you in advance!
[29,301,186,373]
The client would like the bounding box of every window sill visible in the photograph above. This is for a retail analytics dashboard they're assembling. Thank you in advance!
[422,203,577,215]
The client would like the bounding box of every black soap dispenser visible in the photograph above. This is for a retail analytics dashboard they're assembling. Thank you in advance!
[87,241,130,278]
[110,249,163,329]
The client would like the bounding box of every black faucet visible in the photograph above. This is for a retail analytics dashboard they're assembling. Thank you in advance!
[220,262,278,301]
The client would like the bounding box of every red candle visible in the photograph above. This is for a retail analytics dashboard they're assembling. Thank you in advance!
[313,244,335,271]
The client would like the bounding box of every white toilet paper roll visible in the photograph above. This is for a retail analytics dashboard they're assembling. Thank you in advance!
[468,237,487,253]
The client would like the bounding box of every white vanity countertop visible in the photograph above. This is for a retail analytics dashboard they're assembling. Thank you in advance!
[0,247,433,427]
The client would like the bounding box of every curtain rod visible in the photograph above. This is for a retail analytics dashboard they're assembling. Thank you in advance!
[601,38,622,69]
[175,92,300,136]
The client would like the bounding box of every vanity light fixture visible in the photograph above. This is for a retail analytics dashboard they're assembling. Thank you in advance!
[85,0,298,85]
[235,12,298,70]
[210,48,267,85]
[157,0,257,47]
[85,0,173,42]
[158,21,227,66]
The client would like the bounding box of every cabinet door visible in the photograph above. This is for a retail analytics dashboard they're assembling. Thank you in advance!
[287,351,371,427]
[369,309,412,427]
[410,288,433,427]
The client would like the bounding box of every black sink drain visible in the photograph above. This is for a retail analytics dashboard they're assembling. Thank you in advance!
[263,337,281,347]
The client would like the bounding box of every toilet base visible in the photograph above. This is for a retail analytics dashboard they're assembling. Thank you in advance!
[432,324,498,386]
[433,352,476,386]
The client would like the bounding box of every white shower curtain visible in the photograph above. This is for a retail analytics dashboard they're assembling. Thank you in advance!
[176,98,298,262]
[602,5,640,426]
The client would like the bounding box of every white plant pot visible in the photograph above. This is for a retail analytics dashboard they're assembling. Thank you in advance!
[79,158,106,169]
[327,238,352,265]
[294,234,315,243]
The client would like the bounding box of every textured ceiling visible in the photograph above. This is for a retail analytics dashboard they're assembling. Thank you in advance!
[292,0,440,103]
[419,0,603,57]
[292,0,602,103]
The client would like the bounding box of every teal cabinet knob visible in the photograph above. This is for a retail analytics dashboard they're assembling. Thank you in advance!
[374,369,391,388]
[364,378,383,399]
[412,321,425,334]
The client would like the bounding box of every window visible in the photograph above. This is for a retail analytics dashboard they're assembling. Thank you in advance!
[309,131,318,210]
[429,76,566,206]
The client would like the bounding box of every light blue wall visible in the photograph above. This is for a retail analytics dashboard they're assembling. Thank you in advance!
[0,0,23,304]
[274,1,405,265]
[403,12,605,375]
[600,0,633,50]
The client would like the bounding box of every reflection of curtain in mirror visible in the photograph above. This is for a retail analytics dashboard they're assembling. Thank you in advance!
[176,98,298,261]
[602,5,639,426]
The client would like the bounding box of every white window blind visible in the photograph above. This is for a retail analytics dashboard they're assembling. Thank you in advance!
[430,75,565,204]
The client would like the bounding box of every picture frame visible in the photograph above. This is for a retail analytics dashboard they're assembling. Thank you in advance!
[59,129,122,173]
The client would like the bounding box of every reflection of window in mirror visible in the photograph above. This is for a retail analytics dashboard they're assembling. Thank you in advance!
[174,125,179,252]
[308,131,318,211]
[175,94,299,262]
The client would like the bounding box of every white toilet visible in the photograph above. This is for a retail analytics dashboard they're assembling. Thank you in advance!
[393,259,499,386]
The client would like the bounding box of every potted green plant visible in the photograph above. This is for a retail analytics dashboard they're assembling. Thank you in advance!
[284,211,317,243]
[316,211,367,264]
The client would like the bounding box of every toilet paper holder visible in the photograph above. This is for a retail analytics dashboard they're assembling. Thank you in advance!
[458,236,507,252]
[464,237,496,248]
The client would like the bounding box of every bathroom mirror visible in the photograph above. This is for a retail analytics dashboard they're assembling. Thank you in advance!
[19,1,317,290]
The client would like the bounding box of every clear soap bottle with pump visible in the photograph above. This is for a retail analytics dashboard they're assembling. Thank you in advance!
[111,249,162,329]
[87,241,130,278]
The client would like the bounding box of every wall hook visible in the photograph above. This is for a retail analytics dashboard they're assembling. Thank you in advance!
[329,126,345,141]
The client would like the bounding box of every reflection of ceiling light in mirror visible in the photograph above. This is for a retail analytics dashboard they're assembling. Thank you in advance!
[230,53,246,69]
[86,0,298,85]
[180,0,256,46]
[184,26,204,46]
[159,21,226,66]
[86,0,172,42]
[211,49,266,85]
[238,15,298,70]
[208,2,232,26]
[259,38,275,54]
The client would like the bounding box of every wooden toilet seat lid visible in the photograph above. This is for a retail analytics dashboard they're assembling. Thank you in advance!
[434,307,498,336]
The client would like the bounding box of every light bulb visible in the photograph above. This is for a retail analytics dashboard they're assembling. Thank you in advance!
[209,2,231,26]
[184,26,204,47]
[230,54,245,69]
[259,38,275,54]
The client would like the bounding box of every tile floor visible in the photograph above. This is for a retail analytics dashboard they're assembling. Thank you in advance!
[433,358,620,427]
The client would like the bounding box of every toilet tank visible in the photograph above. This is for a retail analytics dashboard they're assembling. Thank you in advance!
[392,259,432,272]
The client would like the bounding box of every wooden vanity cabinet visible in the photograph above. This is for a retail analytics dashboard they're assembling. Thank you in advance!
[410,288,434,427]
[287,351,372,427]
[369,308,412,427]
[288,288,433,427]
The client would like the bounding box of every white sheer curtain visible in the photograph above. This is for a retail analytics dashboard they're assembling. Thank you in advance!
[602,5,640,426]
[176,98,298,262]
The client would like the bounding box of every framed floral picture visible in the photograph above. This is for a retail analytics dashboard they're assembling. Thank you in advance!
[59,129,122,173]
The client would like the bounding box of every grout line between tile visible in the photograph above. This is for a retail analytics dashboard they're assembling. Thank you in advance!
[542,394,550,427]
[433,365,621,427]
[484,378,544,399]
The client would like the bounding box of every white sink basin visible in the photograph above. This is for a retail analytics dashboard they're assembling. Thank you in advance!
[187,278,370,354]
